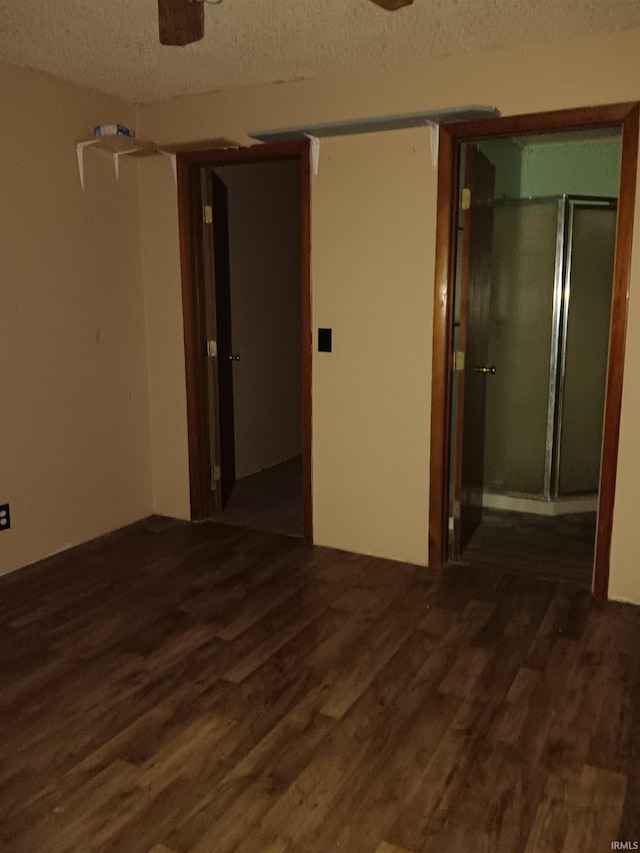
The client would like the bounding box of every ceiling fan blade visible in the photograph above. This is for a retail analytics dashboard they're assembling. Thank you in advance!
[158,0,204,46]
[368,0,414,9]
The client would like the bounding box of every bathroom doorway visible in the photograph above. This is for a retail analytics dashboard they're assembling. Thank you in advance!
[453,134,620,587]
[428,103,640,598]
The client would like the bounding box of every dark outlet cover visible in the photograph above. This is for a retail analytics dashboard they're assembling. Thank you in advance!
[0,504,10,531]
[318,328,332,352]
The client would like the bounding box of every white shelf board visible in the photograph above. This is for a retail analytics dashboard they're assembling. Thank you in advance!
[76,134,176,189]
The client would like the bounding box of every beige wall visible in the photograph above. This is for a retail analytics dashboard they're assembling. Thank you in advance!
[0,62,152,575]
[311,131,433,562]
[7,29,638,599]
[137,156,189,519]
[136,26,640,599]
[214,161,302,479]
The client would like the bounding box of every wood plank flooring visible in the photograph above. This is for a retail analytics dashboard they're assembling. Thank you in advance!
[221,456,302,538]
[461,510,597,590]
[1,516,640,852]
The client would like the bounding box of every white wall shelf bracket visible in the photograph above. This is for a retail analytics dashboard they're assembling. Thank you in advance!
[304,134,320,176]
[428,123,439,170]
[76,134,176,190]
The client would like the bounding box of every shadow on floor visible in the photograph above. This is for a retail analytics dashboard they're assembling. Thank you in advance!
[458,509,596,590]
[221,455,303,538]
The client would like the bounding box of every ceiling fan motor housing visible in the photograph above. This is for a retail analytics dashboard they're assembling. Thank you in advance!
[158,0,205,46]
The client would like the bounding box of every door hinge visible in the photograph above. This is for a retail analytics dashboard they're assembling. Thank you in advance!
[202,205,213,225]
[452,499,461,520]
[211,464,221,482]
[453,350,465,372]
[460,187,471,210]
[206,340,217,358]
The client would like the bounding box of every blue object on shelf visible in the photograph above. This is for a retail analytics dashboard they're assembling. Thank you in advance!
[93,124,135,138]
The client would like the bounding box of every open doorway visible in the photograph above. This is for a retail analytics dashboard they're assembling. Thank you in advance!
[175,140,313,542]
[451,131,620,588]
[429,103,639,598]
[208,160,304,537]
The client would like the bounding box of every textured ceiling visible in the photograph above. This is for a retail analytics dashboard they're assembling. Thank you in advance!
[1,0,640,104]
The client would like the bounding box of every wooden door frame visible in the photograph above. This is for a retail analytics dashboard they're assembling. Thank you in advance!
[429,102,639,598]
[176,139,313,542]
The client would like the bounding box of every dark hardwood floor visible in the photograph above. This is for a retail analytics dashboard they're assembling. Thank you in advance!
[221,456,302,538]
[461,510,597,590]
[1,516,639,852]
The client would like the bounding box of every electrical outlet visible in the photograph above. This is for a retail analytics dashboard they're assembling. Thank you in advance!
[0,504,10,531]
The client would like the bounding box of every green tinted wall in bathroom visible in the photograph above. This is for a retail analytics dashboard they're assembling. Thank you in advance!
[520,140,621,197]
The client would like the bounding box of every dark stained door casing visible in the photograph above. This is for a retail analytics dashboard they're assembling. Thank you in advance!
[211,172,236,509]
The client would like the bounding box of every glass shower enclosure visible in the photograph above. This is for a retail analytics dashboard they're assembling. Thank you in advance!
[484,195,617,504]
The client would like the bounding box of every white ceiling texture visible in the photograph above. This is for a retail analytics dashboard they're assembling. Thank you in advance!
[1,0,639,104]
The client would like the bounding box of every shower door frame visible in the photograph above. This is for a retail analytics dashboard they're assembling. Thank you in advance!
[429,102,640,599]
[487,195,567,502]
[487,195,618,503]
[553,196,619,500]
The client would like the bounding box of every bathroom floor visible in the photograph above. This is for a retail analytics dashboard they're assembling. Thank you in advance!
[460,509,596,590]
